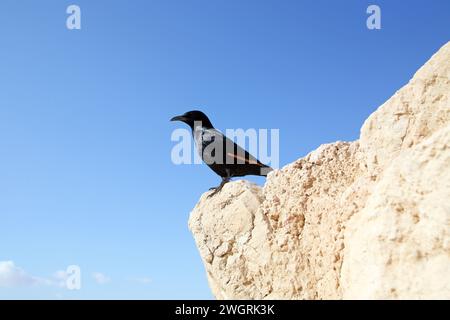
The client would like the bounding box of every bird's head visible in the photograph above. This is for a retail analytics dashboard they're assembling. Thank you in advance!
[170,110,214,130]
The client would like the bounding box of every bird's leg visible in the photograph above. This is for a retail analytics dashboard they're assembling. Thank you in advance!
[208,176,231,198]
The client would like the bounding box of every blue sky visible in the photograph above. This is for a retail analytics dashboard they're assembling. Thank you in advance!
[0,1,448,299]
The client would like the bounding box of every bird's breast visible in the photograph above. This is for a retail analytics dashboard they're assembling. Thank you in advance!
[193,128,222,161]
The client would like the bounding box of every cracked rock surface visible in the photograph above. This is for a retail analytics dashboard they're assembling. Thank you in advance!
[188,42,450,299]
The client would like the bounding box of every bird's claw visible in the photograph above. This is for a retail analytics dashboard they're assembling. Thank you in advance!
[207,189,220,198]
[207,177,230,198]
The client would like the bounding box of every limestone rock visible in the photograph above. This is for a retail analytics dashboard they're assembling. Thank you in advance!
[360,42,450,176]
[188,42,450,299]
[342,126,450,299]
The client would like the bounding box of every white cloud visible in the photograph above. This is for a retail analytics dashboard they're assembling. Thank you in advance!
[132,277,152,284]
[0,261,38,287]
[51,270,70,287]
[0,261,73,288]
[92,272,110,284]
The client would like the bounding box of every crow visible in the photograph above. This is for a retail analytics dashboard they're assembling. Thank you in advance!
[171,110,273,197]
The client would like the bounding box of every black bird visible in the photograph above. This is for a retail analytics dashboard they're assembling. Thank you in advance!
[171,110,273,197]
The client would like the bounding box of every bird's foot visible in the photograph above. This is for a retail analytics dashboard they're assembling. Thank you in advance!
[207,177,230,198]
[207,188,221,198]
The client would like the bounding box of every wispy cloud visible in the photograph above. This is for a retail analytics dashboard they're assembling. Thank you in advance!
[131,277,152,285]
[0,261,38,287]
[0,261,71,288]
[92,272,111,284]
[51,270,70,287]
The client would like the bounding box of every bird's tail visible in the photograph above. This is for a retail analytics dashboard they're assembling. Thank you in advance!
[259,165,273,177]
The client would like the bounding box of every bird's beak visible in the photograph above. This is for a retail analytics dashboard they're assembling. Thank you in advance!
[170,115,187,122]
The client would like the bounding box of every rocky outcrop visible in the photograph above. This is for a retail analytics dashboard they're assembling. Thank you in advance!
[188,42,450,299]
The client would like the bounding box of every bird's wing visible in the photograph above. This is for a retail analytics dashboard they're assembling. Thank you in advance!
[224,137,263,165]
[199,128,265,166]
[219,130,263,166]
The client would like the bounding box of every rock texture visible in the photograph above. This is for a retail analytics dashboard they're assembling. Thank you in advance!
[188,42,450,299]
